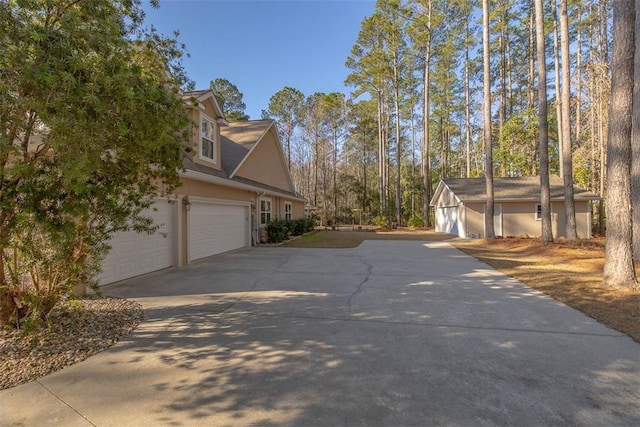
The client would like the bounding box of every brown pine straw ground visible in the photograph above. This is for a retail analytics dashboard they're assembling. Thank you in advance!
[284,229,640,342]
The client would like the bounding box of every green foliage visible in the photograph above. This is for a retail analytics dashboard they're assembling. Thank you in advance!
[407,215,424,228]
[0,0,189,329]
[372,215,391,230]
[265,219,290,243]
[265,218,315,243]
[287,218,315,236]
[210,78,249,121]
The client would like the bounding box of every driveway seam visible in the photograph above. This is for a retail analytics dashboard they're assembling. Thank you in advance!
[36,380,97,426]
[233,311,626,338]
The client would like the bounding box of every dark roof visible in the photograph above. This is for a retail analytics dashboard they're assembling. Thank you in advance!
[220,135,249,176]
[182,119,303,200]
[438,176,600,202]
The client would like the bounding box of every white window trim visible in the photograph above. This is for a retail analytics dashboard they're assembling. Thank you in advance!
[260,197,272,226]
[284,202,292,220]
[200,114,217,163]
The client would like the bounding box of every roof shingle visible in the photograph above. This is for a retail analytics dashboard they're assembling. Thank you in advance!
[440,176,600,202]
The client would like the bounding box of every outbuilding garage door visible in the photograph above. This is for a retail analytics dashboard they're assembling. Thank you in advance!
[436,206,458,235]
[188,201,248,262]
[98,201,175,285]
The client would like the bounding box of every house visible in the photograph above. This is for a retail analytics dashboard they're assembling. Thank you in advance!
[430,176,600,239]
[98,89,306,285]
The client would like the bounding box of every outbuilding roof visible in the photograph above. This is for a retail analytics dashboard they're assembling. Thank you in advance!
[430,176,601,205]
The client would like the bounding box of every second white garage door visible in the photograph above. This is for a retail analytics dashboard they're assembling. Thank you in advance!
[189,201,249,262]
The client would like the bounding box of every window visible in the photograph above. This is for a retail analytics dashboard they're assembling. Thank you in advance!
[201,116,216,161]
[535,204,542,220]
[260,198,272,225]
[284,202,292,220]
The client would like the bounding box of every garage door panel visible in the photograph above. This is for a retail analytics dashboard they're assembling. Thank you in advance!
[189,202,247,262]
[98,202,174,285]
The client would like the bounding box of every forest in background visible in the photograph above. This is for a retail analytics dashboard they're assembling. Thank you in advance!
[215,0,615,230]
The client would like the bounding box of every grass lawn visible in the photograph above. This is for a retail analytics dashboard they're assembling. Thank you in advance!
[284,228,640,342]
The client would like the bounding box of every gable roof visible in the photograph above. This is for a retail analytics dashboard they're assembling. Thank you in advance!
[182,90,228,125]
[430,176,600,205]
[182,117,304,201]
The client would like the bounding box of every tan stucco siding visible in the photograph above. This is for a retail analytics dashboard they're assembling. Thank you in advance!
[501,202,542,237]
[552,201,591,239]
[464,203,485,238]
[273,198,305,220]
[234,129,293,192]
[291,200,305,218]
[178,178,254,203]
[462,200,592,239]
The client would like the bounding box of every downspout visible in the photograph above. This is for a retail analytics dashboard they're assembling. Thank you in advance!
[255,192,265,245]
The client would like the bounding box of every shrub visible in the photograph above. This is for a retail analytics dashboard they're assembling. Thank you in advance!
[408,215,424,228]
[265,219,289,243]
[372,215,390,230]
[287,219,308,236]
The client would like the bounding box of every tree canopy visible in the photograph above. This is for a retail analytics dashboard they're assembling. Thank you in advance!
[0,0,190,327]
[209,78,249,121]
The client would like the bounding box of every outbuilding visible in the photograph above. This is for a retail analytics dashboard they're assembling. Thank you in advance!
[430,176,600,239]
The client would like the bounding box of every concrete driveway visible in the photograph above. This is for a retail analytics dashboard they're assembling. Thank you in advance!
[2,240,639,426]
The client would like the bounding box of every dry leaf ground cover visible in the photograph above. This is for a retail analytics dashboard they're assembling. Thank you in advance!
[285,229,640,342]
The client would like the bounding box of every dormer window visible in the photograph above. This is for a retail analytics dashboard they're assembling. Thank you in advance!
[200,115,217,161]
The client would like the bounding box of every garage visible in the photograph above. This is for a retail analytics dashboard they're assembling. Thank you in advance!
[188,200,249,262]
[98,200,175,285]
[436,206,459,235]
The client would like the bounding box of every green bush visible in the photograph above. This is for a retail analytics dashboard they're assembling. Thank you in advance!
[265,219,289,243]
[372,215,390,230]
[408,215,424,228]
[286,218,307,236]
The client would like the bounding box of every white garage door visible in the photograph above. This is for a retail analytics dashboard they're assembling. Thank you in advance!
[436,206,458,235]
[98,201,174,285]
[189,201,248,262]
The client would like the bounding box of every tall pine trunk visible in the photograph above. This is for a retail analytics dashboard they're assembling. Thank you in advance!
[604,0,637,288]
[632,0,640,259]
[535,0,553,243]
[465,18,472,178]
[483,0,495,239]
[560,0,578,240]
[553,0,564,177]
[422,1,433,228]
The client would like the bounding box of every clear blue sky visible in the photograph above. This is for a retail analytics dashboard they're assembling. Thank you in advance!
[144,0,375,119]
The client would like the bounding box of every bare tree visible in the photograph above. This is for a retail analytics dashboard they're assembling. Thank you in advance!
[604,0,637,288]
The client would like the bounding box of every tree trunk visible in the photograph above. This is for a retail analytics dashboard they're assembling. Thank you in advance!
[553,0,564,177]
[465,18,472,178]
[483,0,495,239]
[560,0,578,240]
[393,57,402,226]
[528,0,536,110]
[576,6,583,154]
[632,0,640,259]
[377,90,385,215]
[422,1,433,228]
[604,0,637,288]
[535,0,553,243]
